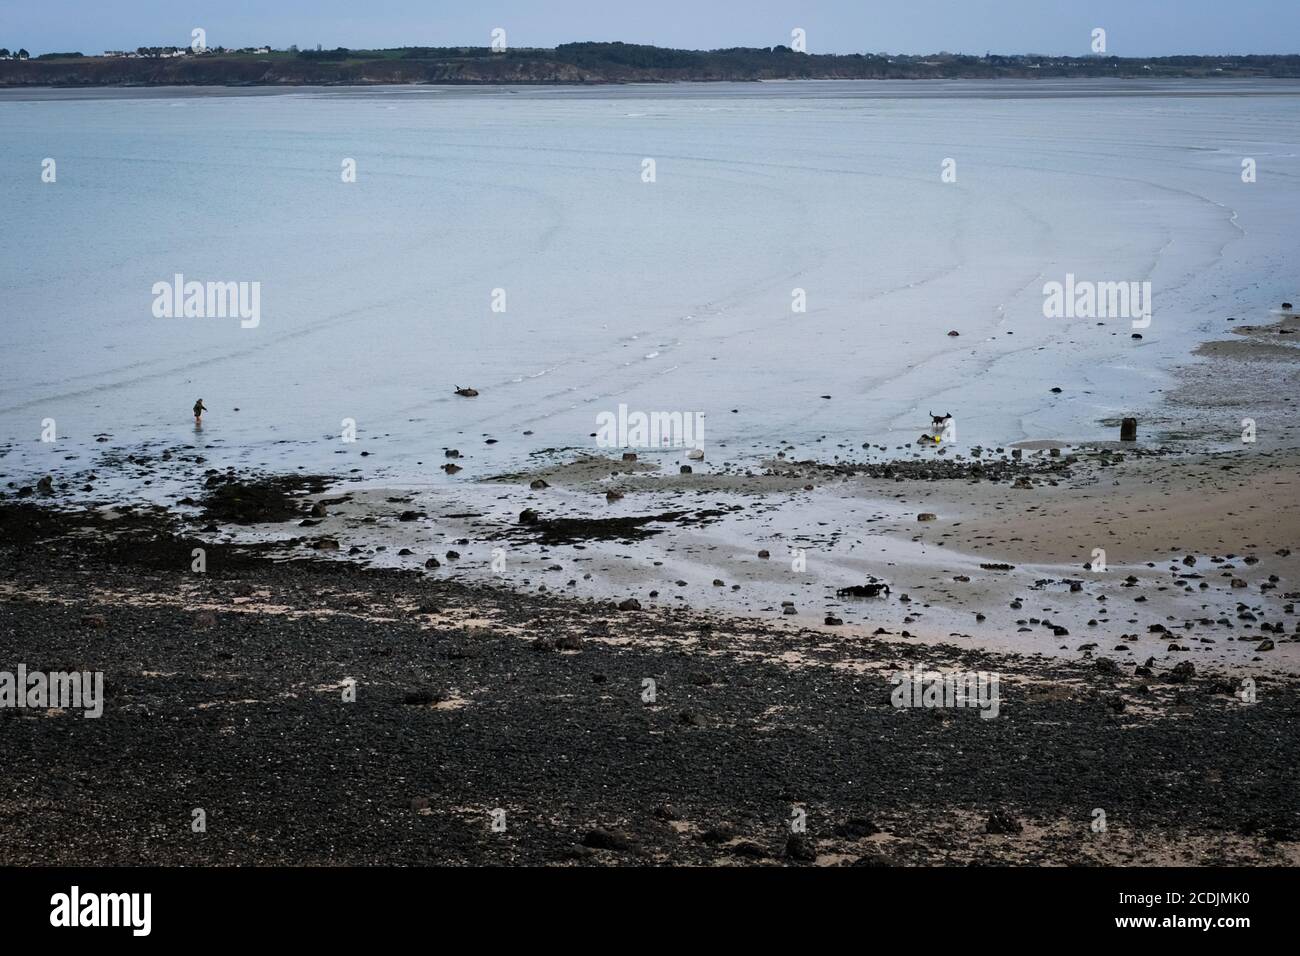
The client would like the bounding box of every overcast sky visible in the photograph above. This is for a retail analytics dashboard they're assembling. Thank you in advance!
[4,0,1298,57]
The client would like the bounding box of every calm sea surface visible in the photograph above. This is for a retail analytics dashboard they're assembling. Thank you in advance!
[2,79,1298,487]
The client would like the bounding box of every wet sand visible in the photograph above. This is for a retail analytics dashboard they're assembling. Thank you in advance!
[1,313,1298,865]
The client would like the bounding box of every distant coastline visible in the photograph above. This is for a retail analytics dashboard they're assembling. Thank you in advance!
[3,42,1300,87]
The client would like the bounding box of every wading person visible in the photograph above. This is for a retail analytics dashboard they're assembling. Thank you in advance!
[193,398,207,426]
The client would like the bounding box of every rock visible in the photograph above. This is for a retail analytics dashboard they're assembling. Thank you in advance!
[679,465,693,474]
[698,825,737,845]
[837,583,890,598]
[1257,639,1275,652]
[606,490,624,502]
[312,538,340,551]
[985,810,1023,835]
[824,615,843,626]
[425,557,440,569]
[442,463,462,475]
[519,508,540,524]
[947,329,960,337]
[310,502,328,517]
[687,448,705,461]
[621,452,637,462]
[453,386,479,397]
[1120,418,1138,441]
[581,828,630,851]
[80,614,107,629]
[784,833,818,862]
[757,549,770,559]
[917,512,937,522]
[730,841,769,859]
[834,817,880,839]
[530,479,549,490]
[617,598,642,612]
[36,476,54,495]
[403,689,441,706]
[398,510,423,522]
[1095,657,1120,675]
[1166,661,1196,684]
[653,805,681,821]
[445,449,460,458]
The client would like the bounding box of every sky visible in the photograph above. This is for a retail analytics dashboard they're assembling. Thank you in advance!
[2,0,1298,57]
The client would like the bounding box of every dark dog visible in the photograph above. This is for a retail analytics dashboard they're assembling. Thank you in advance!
[929,411,953,430]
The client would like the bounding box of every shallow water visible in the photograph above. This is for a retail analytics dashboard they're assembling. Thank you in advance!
[2,80,1299,485]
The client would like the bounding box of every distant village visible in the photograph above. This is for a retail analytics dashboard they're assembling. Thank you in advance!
[0,45,279,60]
[101,46,274,59]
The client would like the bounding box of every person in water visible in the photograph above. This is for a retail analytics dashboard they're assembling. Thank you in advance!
[193,398,207,425]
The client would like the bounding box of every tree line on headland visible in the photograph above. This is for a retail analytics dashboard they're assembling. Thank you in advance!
[3,42,1299,86]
